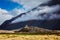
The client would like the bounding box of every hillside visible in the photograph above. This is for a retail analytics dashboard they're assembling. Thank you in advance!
[0,19,60,33]
[0,19,60,30]
[14,25,60,34]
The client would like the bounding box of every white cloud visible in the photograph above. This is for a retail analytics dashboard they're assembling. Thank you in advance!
[38,5,60,13]
[12,0,50,10]
[10,8,26,16]
[0,8,13,25]
[11,0,60,23]
[12,4,60,23]
[37,5,60,20]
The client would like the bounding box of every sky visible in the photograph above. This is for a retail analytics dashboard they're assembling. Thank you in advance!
[0,0,60,25]
[0,0,24,25]
[0,0,23,10]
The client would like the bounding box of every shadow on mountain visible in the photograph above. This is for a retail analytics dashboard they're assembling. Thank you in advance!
[0,19,60,30]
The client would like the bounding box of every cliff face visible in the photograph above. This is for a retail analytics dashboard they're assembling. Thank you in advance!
[0,19,60,30]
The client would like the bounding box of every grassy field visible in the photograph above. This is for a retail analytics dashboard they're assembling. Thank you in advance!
[0,34,60,40]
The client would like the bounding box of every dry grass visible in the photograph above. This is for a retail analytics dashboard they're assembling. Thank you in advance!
[0,34,60,40]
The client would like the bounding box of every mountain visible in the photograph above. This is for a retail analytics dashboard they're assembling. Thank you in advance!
[14,25,60,34]
[0,25,60,34]
[0,0,60,30]
[0,19,60,30]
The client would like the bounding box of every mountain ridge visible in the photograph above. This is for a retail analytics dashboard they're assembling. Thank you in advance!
[0,19,60,30]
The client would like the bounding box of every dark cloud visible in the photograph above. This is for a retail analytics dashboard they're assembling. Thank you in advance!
[40,0,60,6]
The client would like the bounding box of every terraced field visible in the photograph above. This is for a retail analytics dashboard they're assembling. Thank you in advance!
[0,34,60,40]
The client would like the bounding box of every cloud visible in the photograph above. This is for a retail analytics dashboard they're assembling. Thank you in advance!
[11,0,60,23]
[10,8,26,16]
[40,0,60,6]
[12,5,60,23]
[38,5,60,13]
[12,0,50,10]
[11,8,39,23]
[0,8,13,25]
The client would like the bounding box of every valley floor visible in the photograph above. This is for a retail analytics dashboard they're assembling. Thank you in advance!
[0,34,60,40]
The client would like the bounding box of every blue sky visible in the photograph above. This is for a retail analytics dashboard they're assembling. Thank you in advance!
[0,0,23,11]
[0,0,24,25]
